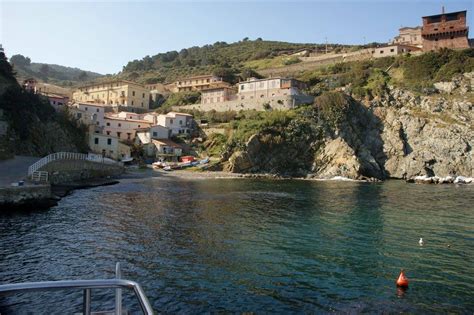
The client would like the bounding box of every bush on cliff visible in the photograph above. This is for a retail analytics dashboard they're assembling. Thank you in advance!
[314,91,351,130]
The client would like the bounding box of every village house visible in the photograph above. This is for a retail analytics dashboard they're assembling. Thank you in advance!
[200,84,237,104]
[88,133,131,161]
[169,75,224,92]
[157,112,193,136]
[421,9,470,51]
[371,44,421,58]
[72,80,150,109]
[391,26,423,48]
[70,102,109,126]
[135,125,182,161]
[237,77,308,100]
[48,94,69,111]
[103,115,152,141]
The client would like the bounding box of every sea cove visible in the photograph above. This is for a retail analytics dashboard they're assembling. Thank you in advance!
[1,177,473,313]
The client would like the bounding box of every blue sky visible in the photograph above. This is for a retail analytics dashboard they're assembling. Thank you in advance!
[1,0,472,74]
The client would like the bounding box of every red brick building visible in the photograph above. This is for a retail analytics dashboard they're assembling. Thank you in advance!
[421,10,470,51]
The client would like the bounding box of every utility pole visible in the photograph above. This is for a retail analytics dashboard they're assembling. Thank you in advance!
[325,37,328,54]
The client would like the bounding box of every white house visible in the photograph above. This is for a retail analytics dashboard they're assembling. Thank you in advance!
[70,102,109,127]
[103,116,152,141]
[89,133,131,161]
[157,112,193,136]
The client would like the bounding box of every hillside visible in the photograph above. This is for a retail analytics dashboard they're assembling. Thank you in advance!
[9,54,103,87]
[0,52,88,159]
[119,39,354,84]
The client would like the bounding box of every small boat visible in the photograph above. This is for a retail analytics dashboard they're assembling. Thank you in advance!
[121,157,134,163]
[152,161,165,169]
[0,263,153,314]
[199,157,210,165]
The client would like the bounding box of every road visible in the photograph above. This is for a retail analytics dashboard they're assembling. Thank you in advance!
[0,156,40,187]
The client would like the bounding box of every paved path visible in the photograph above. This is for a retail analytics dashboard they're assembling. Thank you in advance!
[0,156,40,186]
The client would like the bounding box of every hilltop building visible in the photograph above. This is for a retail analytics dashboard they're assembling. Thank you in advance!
[391,26,423,48]
[237,77,308,100]
[168,75,224,92]
[371,44,421,58]
[72,80,150,109]
[421,10,470,51]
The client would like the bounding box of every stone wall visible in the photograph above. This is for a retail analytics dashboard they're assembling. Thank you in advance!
[39,160,124,185]
[174,95,314,112]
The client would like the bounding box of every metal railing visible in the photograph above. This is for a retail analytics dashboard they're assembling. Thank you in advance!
[28,152,121,176]
[0,263,153,315]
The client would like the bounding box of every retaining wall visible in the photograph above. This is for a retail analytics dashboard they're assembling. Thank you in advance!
[175,95,314,112]
[39,160,124,185]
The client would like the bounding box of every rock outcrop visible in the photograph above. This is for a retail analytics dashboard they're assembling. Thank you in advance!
[224,73,473,181]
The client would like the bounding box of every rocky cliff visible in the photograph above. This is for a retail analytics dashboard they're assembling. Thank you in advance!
[222,73,473,180]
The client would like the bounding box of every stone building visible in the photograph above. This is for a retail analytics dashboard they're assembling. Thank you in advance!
[237,77,307,100]
[72,80,150,109]
[200,84,236,104]
[391,26,423,48]
[421,10,470,51]
[372,44,421,58]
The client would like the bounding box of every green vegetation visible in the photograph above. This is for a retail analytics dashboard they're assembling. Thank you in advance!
[9,54,102,87]
[297,48,474,96]
[156,91,201,113]
[0,52,88,157]
[121,39,350,84]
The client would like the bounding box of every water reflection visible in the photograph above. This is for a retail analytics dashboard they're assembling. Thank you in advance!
[0,178,473,313]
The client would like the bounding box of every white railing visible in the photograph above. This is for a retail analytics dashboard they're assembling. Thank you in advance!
[28,152,122,176]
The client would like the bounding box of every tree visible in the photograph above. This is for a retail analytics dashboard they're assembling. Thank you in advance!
[40,64,50,77]
[242,37,249,42]
[0,52,15,80]
[78,71,88,81]
[240,68,263,81]
[10,54,31,68]
[213,67,237,84]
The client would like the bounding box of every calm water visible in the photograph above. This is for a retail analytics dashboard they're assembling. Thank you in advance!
[1,175,473,313]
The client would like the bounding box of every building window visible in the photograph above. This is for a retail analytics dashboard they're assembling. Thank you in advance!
[129,116,133,119]
[96,108,99,112]
[142,93,145,98]
[132,101,134,105]
[107,138,112,145]
[94,137,99,144]
[153,131,157,137]
[380,50,384,54]
[179,120,183,125]
[127,133,131,140]
[85,107,88,111]
[117,132,121,138]
[390,49,394,52]
[132,91,135,96]
[106,122,110,126]
[170,119,173,124]
[118,123,121,127]
[240,85,244,90]
[106,131,110,135]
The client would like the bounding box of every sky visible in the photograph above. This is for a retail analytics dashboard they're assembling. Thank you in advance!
[1,0,472,74]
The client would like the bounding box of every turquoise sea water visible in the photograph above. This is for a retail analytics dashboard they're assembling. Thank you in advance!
[1,177,473,313]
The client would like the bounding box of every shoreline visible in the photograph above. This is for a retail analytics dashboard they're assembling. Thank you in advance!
[130,168,473,185]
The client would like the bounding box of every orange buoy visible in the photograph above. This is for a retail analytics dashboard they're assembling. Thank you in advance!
[396,270,409,288]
